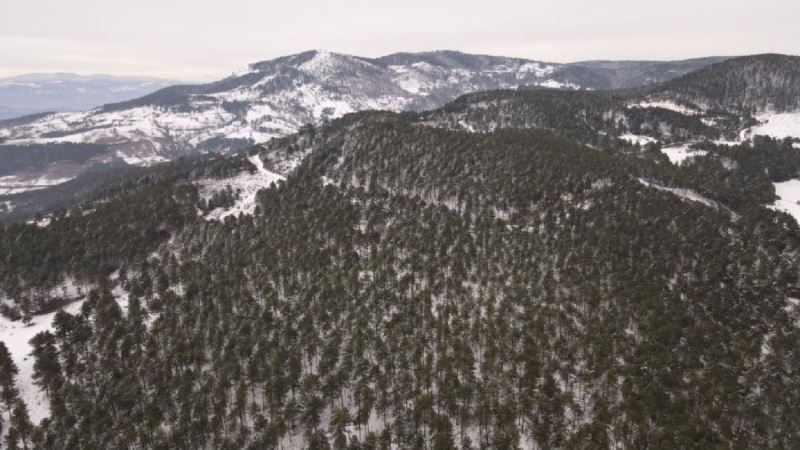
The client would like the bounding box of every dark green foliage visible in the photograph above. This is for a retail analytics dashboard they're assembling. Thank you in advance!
[631,54,800,113]
[420,89,717,146]
[0,102,798,449]
[0,151,252,224]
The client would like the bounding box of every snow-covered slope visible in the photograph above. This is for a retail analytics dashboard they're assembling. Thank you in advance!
[197,154,285,220]
[771,179,800,224]
[744,112,800,140]
[0,280,86,424]
[0,50,565,163]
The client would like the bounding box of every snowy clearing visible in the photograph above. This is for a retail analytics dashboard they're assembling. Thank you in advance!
[621,133,657,146]
[537,79,579,90]
[770,179,800,224]
[197,154,285,220]
[746,112,800,140]
[660,144,708,164]
[631,100,702,115]
[638,178,723,210]
[0,281,86,424]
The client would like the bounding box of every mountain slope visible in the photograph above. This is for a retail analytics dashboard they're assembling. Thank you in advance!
[0,106,799,448]
[556,56,730,90]
[632,54,800,113]
[0,51,728,166]
[419,89,718,144]
[0,51,566,160]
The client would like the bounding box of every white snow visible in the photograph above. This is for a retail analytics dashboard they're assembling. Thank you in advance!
[0,54,581,159]
[197,154,285,220]
[660,144,708,164]
[458,120,477,133]
[631,100,702,115]
[621,133,657,145]
[117,151,169,166]
[396,76,424,95]
[713,138,743,147]
[537,79,579,90]
[0,281,86,424]
[638,178,723,210]
[518,62,555,77]
[770,179,800,224]
[746,112,800,140]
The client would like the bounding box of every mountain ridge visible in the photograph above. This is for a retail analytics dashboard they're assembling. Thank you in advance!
[5,50,800,209]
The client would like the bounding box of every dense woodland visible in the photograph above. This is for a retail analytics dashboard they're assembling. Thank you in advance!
[0,60,800,448]
[631,54,800,113]
[420,89,720,145]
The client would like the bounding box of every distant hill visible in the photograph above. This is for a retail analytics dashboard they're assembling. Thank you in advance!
[556,57,730,89]
[0,51,728,162]
[630,54,800,113]
[0,73,180,120]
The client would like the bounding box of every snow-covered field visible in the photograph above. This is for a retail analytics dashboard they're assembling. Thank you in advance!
[748,112,800,140]
[0,51,575,162]
[0,280,86,424]
[536,79,580,90]
[630,100,702,115]
[770,179,800,224]
[660,144,708,164]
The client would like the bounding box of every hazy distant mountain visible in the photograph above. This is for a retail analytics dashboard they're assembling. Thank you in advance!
[551,56,730,90]
[0,73,180,120]
[0,105,44,121]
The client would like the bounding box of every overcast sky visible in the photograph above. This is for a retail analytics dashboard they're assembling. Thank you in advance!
[2,0,799,81]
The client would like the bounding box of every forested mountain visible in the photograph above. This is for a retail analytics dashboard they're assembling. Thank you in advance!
[631,54,800,113]
[419,89,719,144]
[0,51,730,200]
[1,62,800,449]
[4,51,800,223]
[543,57,730,90]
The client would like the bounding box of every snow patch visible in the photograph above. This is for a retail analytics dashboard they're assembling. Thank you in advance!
[519,62,555,77]
[621,133,657,146]
[631,100,701,115]
[197,154,285,220]
[747,112,800,140]
[0,280,86,424]
[537,79,579,90]
[638,178,723,210]
[117,151,169,166]
[660,145,708,164]
[770,179,800,224]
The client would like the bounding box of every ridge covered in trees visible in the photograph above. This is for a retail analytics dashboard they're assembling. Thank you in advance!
[0,56,800,448]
